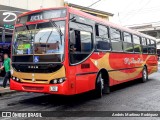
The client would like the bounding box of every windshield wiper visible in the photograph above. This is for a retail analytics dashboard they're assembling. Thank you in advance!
[50,20,63,45]
[22,23,28,31]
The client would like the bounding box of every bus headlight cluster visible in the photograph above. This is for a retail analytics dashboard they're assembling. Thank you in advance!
[50,78,66,84]
[11,76,20,82]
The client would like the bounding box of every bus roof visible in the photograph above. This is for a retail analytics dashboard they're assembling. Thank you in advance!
[68,7,156,41]
[17,6,156,41]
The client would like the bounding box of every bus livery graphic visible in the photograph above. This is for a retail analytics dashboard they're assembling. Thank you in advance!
[10,6,158,98]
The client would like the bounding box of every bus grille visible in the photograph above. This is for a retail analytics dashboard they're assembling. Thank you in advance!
[22,79,48,82]
[12,63,63,73]
[22,86,44,91]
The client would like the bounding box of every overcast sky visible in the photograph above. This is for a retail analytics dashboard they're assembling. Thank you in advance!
[65,0,160,26]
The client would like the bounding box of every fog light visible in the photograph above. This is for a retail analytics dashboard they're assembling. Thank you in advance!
[50,86,58,92]
[13,77,15,80]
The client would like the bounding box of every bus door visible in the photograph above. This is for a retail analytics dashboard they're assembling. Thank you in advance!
[69,21,94,93]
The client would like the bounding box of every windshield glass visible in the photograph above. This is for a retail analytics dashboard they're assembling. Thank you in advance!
[12,21,65,63]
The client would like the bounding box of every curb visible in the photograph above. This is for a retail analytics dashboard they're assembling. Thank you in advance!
[0,88,16,96]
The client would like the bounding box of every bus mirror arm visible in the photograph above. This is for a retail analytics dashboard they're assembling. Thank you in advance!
[69,17,76,22]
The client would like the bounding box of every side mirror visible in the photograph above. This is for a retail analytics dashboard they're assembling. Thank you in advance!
[70,30,75,45]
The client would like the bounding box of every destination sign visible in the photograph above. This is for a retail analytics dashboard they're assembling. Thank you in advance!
[16,9,66,24]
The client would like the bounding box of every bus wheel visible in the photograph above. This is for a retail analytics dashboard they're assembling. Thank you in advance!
[103,82,110,94]
[141,67,148,83]
[94,73,104,98]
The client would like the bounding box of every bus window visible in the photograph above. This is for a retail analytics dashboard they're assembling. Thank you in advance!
[123,32,133,52]
[95,25,111,51]
[148,39,156,54]
[69,22,93,64]
[133,35,141,53]
[110,28,122,51]
[142,38,148,54]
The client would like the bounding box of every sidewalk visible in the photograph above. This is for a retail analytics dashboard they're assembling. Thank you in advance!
[0,87,16,96]
[0,77,16,96]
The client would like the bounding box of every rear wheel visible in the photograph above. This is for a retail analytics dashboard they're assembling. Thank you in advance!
[141,67,148,83]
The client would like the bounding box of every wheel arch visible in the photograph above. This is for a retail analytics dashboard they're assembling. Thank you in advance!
[96,68,109,85]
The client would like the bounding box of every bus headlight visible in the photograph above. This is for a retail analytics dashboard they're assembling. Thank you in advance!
[12,77,15,80]
[59,78,63,83]
[53,79,58,84]
[50,78,66,84]
[16,78,20,82]
[11,76,20,82]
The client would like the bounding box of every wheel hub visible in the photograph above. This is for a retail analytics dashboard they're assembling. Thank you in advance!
[143,70,147,80]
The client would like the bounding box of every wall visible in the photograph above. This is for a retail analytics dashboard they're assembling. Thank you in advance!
[0,0,64,10]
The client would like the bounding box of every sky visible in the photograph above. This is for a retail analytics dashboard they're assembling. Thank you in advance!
[65,0,160,26]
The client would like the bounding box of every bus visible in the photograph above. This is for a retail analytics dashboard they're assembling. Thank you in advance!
[10,6,158,98]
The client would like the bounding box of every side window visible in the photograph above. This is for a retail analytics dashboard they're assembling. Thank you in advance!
[110,28,123,51]
[80,31,92,52]
[142,38,148,54]
[95,24,111,51]
[148,39,156,54]
[69,22,93,64]
[133,35,141,53]
[123,32,133,52]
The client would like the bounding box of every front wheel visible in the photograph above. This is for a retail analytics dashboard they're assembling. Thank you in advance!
[141,67,148,83]
[94,73,104,98]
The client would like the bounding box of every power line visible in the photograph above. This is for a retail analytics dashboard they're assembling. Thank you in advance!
[119,0,139,14]
[123,0,152,22]
[121,0,146,19]
[87,0,102,8]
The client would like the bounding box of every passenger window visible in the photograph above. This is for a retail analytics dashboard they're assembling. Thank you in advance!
[142,38,148,54]
[69,22,93,64]
[123,32,133,52]
[110,28,123,51]
[133,35,141,53]
[148,39,156,54]
[95,25,111,51]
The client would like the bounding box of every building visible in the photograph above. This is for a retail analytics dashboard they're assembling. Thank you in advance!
[0,0,113,21]
[65,3,114,21]
[127,23,160,56]
[0,0,64,10]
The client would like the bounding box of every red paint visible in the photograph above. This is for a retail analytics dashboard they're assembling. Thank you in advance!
[10,6,158,95]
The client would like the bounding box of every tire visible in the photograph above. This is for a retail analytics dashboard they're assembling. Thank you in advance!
[94,73,104,98]
[141,67,148,83]
[103,83,110,94]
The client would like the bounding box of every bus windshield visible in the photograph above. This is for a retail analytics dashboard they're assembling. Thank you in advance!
[12,21,65,63]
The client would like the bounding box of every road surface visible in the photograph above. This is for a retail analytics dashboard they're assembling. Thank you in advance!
[0,67,160,120]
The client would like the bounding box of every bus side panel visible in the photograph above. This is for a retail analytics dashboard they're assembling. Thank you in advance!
[76,74,97,94]
[146,55,158,74]
[90,52,158,86]
[73,54,99,94]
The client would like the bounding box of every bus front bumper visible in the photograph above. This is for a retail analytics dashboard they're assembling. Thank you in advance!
[10,79,68,95]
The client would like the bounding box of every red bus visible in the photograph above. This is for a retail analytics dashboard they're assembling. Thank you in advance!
[10,6,158,98]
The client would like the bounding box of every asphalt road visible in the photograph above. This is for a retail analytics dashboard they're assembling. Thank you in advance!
[0,66,160,120]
